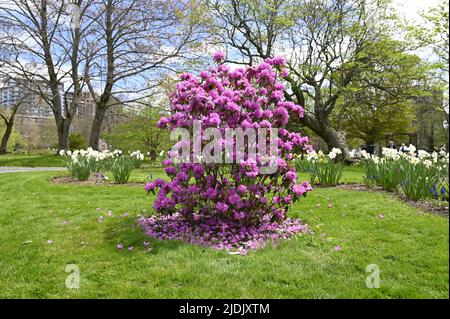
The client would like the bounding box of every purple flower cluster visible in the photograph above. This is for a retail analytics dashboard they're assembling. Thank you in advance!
[142,53,313,251]
[138,213,308,253]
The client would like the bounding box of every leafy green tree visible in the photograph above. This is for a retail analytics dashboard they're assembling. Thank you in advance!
[105,108,170,159]
[338,38,426,146]
[408,0,449,147]
[208,0,427,160]
[0,107,27,153]
[69,133,87,151]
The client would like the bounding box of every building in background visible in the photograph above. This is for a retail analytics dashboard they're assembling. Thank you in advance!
[0,75,125,149]
[413,90,448,151]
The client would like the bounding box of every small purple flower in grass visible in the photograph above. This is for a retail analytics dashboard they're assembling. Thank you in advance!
[334,245,342,251]
[143,241,150,247]
[95,172,105,179]
[327,203,333,208]
[128,246,134,251]
[96,207,101,212]
[98,216,104,223]
[107,211,113,217]
[123,212,129,217]
[62,220,68,225]
[117,243,123,250]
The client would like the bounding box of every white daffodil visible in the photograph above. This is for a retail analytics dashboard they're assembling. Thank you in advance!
[409,157,420,165]
[417,150,430,160]
[306,150,318,161]
[423,159,432,168]
[431,151,438,163]
[360,150,371,160]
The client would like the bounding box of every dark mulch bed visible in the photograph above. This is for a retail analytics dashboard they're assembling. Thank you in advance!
[51,175,143,187]
[336,184,449,217]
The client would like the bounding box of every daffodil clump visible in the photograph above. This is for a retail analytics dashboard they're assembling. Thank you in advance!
[59,148,144,183]
[295,147,344,187]
[352,145,449,201]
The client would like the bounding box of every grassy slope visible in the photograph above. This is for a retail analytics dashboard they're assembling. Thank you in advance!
[0,170,447,298]
[0,154,65,167]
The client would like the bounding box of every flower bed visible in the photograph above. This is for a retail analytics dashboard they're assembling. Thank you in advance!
[351,146,449,201]
[59,148,144,183]
[294,148,344,186]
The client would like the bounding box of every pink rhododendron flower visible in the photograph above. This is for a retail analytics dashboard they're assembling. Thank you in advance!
[213,51,225,63]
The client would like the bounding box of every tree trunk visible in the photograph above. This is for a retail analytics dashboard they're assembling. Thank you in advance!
[55,117,72,151]
[89,106,106,150]
[0,106,19,155]
[0,119,14,154]
[320,126,352,161]
[298,112,351,161]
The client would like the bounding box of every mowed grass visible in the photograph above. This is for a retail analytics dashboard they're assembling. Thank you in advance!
[0,154,161,168]
[0,154,65,167]
[0,169,448,298]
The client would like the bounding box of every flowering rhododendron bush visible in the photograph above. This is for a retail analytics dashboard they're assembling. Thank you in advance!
[139,53,313,253]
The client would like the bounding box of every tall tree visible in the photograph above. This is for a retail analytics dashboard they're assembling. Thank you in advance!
[105,107,170,159]
[339,38,426,146]
[83,0,207,149]
[0,0,94,150]
[208,0,421,159]
[408,0,449,147]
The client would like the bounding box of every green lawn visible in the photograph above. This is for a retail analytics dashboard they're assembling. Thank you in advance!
[0,154,162,169]
[0,154,65,167]
[0,169,448,298]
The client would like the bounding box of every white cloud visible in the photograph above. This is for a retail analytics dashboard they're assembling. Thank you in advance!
[392,0,441,22]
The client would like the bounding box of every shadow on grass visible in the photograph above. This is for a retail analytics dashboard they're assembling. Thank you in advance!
[102,214,187,254]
